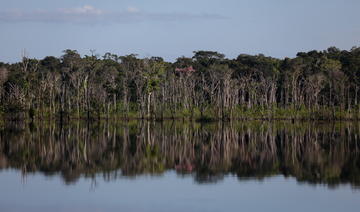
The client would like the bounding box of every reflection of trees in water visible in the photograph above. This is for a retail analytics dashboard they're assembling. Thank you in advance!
[0,121,359,187]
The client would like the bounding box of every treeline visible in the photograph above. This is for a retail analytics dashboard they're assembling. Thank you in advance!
[1,121,359,186]
[0,46,360,120]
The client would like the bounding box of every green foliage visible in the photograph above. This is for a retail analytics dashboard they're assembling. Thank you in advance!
[1,47,360,120]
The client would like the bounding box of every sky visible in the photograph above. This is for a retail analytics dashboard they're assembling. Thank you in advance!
[0,0,359,62]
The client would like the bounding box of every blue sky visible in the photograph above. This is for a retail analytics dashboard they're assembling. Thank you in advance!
[0,0,359,62]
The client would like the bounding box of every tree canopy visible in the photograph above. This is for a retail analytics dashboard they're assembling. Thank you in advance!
[1,47,360,120]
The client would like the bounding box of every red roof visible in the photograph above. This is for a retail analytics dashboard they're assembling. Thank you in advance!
[175,66,195,73]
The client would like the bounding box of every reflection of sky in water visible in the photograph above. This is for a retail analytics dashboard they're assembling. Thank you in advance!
[0,170,359,212]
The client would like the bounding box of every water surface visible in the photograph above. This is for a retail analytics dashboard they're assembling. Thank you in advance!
[0,121,359,211]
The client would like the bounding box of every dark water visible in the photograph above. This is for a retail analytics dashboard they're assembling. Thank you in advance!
[1,121,360,212]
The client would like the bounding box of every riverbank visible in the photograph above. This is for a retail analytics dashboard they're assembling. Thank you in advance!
[1,105,360,122]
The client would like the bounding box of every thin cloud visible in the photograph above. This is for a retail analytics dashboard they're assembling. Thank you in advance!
[0,5,227,24]
[126,6,140,13]
[59,5,104,15]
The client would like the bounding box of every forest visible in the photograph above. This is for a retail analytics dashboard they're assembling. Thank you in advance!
[0,46,360,121]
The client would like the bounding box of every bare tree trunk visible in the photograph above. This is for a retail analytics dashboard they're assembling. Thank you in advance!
[147,92,152,119]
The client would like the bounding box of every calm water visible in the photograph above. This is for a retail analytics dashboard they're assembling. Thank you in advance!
[0,121,360,211]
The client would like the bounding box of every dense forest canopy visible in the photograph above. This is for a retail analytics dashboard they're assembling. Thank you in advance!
[0,47,360,120]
